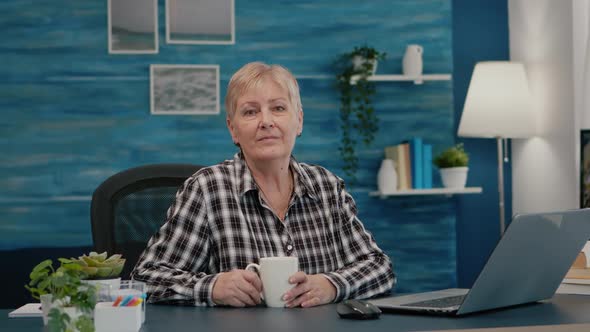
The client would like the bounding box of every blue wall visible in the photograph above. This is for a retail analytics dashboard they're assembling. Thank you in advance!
[0,0,509,308]
[452,0,511,287]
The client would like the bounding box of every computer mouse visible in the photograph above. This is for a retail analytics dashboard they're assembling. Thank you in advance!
[336,299,382,320]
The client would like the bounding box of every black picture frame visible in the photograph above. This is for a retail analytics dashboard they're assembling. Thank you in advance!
[581,130,590,208]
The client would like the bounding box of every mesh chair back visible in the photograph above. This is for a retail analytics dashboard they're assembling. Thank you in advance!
[91,164,203,279]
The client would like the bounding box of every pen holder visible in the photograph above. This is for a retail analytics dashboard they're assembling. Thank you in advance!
[110,280,147,323]
[94,302,141,332]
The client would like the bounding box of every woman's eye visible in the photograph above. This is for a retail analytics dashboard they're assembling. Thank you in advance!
[274,105,286,112]
[243,109,256,116]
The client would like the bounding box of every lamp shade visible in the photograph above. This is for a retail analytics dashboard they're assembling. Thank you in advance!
[458,61,535,138]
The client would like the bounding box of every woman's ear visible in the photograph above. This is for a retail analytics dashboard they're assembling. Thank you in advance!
[226,116,238,145]
[297,109,304,136]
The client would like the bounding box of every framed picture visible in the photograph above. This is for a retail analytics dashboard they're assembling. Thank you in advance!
[581,130,590,208]
[166,0,235,44]
[108,0,158,54]
[150,64,220,115]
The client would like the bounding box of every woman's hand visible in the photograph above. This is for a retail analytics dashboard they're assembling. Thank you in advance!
[212,269,263,307]
[283,271,336,308]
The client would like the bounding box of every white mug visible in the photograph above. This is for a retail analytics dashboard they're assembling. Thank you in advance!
[246,257,299,307]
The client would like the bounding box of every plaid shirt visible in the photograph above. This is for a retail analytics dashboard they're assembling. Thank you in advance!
[131,153,395,306]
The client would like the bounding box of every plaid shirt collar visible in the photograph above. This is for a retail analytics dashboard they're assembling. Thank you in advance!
[233,152,319,201]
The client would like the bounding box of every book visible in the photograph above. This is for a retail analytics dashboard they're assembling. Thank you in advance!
[384,144,410,190]
[401,143,412,189]
[565,268,590,279]
[582,241,590,267]
[410,137,423,189]
[8,303,42,318]
[384,145,397,161]
[556,282,590,295]
[422,144,433,189]
[562,277,590,285]
[571,251,587,269]
[557,252,590,294]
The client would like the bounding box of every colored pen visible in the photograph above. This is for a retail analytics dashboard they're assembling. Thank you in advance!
[119,295,134,307]
[112,296,123,307]
[127,297,143,307]
[126,297,138,307]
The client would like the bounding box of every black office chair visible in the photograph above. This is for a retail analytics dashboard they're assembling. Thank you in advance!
[90,164,203,279]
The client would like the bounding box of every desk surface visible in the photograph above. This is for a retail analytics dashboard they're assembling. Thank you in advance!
[3,294,590,332]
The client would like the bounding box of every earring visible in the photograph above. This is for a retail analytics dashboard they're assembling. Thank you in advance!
[297,132,302,137]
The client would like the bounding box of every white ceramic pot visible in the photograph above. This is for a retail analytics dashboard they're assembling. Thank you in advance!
[82,277,121,290]
[440,167,468,188]
[352,55,378,75]
[46,297,88,332]
[61,306,84,332]
[40,293,53,326]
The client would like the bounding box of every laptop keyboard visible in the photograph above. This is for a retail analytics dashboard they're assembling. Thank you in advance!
[402,295,466,308]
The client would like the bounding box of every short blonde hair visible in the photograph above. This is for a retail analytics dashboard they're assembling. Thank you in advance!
[225,62,302,118]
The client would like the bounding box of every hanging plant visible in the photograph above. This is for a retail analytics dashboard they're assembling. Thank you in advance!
[334,45,386,181]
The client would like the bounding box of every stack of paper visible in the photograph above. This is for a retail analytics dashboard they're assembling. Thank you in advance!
[8,303,42,318]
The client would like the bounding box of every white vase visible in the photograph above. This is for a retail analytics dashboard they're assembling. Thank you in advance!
[440,167,468,188]
[378,159,398,194]
[402,44,424,81]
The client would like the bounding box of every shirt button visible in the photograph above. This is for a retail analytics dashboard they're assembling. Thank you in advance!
[287,244,293,251]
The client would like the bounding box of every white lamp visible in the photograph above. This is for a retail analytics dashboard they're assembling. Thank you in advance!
[458,61,535,235]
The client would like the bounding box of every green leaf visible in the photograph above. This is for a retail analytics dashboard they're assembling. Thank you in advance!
[110,261,125,277]
[103,254,122,263]
[32,260,53,273]
[58,258,73,264]
[29,270,49,284]
[82,256,98,267]
[433,143,469,168]
[81,266,98,275]
[95,267,113,278]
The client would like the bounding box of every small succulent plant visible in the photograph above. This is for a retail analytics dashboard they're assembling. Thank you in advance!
[67,252,126,280]
[433,143,469,168]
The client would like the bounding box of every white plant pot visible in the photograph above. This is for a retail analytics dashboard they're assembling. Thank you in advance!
[440,167,468,188]
[61,306,84,332]
[82,277,122,304]
[40,293,53,326]
[82,277,121,291]
[46,297,88,332]
[352,55,378,75]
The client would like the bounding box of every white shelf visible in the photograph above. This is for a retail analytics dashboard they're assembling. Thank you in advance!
[369,187,482,198]
[350,74,452,85]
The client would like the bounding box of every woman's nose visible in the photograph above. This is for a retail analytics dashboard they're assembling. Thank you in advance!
[259,109,274,128]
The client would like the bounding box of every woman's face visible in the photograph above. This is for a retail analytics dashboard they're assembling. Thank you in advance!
[227,77,303,165]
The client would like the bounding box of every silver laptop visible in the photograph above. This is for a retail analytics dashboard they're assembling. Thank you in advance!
[368,209,590,316]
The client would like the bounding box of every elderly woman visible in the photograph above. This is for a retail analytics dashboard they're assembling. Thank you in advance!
[131,62,394,307]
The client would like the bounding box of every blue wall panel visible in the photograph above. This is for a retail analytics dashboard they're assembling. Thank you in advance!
[0,0,458,298]
[452,0,510,288]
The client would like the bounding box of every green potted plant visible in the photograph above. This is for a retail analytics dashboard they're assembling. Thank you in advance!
[433,143,469,188]
[67,251,126,290]
[25,258,97,332]
[334,45,387,181]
